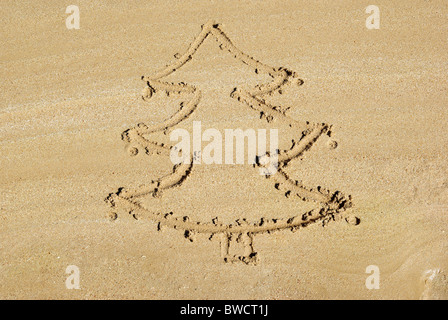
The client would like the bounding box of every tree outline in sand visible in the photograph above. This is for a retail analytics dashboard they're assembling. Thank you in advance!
[105,20,358,264]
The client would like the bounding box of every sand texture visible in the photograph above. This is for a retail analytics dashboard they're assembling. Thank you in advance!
[1,0,447,299]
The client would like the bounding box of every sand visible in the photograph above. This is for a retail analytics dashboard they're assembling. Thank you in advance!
[1,0,447,299]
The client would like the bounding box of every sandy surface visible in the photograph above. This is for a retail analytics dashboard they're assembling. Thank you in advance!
[1,0,447,299]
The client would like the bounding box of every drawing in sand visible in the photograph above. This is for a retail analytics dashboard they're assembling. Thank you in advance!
[105,20,359,264]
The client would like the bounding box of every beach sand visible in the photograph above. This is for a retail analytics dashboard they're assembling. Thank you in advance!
[1,0,447,299]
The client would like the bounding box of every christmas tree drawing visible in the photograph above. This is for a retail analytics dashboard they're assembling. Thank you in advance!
[105,21,358,264]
